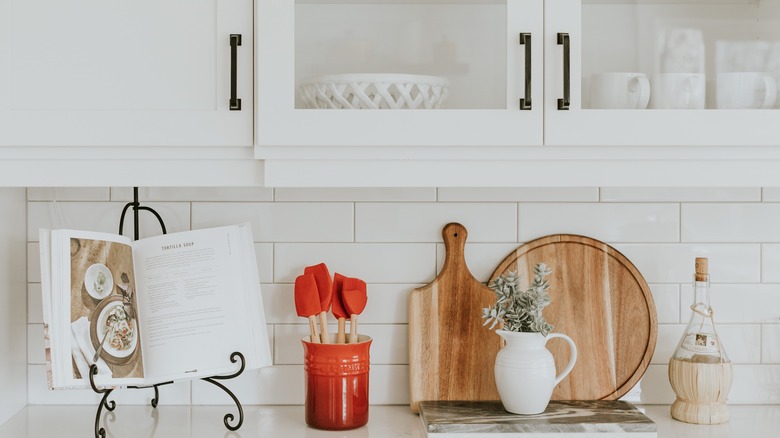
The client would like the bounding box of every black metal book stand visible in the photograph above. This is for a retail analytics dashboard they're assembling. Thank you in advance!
[88,187,245,438]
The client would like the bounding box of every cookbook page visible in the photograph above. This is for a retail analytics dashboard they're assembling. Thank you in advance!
[50,229,145,388]
[132,224,265,382]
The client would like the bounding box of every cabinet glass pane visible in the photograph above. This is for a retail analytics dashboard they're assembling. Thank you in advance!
[581,0,780,110]
[295,1,507,109]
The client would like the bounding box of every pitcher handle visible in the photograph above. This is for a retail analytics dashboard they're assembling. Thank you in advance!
[546,333,577,386]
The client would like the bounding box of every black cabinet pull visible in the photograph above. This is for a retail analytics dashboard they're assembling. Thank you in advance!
[519,33,532,111]
[557,33,570,110]
[230,34,242,111]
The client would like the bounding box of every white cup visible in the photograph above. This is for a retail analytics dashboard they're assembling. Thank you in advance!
[649,73,705,109]
[590,73,650,109]
[717,72,777,109]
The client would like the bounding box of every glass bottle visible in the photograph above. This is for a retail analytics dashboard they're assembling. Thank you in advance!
[669,257,732,425]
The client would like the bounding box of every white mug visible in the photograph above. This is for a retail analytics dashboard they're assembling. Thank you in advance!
[649,73,705,109]
[717,72,777,109]
[590,73,650,109]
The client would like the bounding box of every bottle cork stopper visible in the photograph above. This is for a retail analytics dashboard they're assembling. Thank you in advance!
[695,257,708,281]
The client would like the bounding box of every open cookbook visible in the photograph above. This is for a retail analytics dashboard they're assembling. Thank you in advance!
[39,223,272,389]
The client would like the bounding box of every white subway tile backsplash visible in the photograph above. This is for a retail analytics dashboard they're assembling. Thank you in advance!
[435,243,521,283]
[601,188,760,202]
[27,243,40,283]
[762,244,780,282]
[192,365,302,405]
[763,325,780,363]
[28,283,42,324]
[255,243,273,283]
[192,203,353,242]
[24,187,780,405]
[652,325,682,365]
[614,244,761,283]
[27,188,110,201]
[274,243,436,284]
[762,187,780,202]
[273,324,407,365]
[636,365,676,404]
[263,283,415,325]
[27,324,44,364]
[652,324,761,365]
[27,201,190,241]
[519,204,679,242]
[681,284,780,323]
[683,204,780,242]
[27,365,191,405]
[111,187,273,202]
[729,365,780,404]
[191,364,409,405]
[650,284,680,324]
[636,364,780,404]
[275,188,436,202]
[356,203,517,242]
[437,188,598,202]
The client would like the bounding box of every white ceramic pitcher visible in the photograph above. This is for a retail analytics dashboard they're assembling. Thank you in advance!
[494,330,577,414]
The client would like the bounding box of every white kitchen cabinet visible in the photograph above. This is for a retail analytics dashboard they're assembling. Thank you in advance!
[257,0,780,187]
[545,0,780,146]
[0,0,260,186]
[0,0,252,148]
[257,0,543,149]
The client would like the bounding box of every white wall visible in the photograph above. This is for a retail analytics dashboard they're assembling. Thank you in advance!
[0,188,27,423]
[24,187,780,405]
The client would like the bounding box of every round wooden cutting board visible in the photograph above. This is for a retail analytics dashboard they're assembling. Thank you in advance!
[488,234,657,401]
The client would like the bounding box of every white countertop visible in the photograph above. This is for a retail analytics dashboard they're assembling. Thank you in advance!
[1,405,778,437]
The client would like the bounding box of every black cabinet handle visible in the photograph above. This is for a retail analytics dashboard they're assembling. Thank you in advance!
[230,34,242,111]
[557,33,570,110]
[519,33,532,111]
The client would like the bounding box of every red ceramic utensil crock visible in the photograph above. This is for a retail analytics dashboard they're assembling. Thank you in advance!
[302,336,372,430]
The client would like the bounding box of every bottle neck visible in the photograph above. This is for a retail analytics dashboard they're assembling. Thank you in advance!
[692,276,711,309]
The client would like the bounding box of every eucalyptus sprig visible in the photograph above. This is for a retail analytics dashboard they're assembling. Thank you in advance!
[482,263,554,336]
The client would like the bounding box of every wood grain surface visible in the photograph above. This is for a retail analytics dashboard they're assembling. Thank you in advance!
[488,234,657,401]
[408,223,502,413]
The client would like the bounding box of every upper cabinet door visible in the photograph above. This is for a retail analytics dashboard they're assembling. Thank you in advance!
[545,0,780,146]
[0,0,252,146]
[256,0,543,150]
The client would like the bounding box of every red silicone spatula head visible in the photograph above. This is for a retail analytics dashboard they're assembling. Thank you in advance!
[342,278,367,315]
[331,273,348,319]
[304,263,333,312]
[294,273,321,318]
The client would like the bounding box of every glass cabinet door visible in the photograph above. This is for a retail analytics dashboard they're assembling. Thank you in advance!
[257,0,543,149]
[545,0,780,146]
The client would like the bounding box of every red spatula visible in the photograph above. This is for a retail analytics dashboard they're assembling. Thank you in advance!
[332,273,348,344]
[304,263,333,343]
[294,273,321,343]
[342,278,367,344]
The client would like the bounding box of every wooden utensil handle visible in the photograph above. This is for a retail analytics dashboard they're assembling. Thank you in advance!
[308,315,321,343]
[319,311,330,343]
[349,314,359,344]
[337,318,346,344]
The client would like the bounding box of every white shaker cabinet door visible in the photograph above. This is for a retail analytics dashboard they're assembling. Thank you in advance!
[0,0,252,147]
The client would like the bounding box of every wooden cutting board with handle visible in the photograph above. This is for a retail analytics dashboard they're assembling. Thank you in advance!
[488,234,657,401]
[408,223,502,413]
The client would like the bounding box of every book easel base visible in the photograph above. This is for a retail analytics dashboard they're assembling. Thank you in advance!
[89,351,246,438]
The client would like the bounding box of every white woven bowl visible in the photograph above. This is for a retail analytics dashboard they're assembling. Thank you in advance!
[299,73,450,109]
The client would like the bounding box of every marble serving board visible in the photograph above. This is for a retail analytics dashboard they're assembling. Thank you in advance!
[418,401,657,438]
